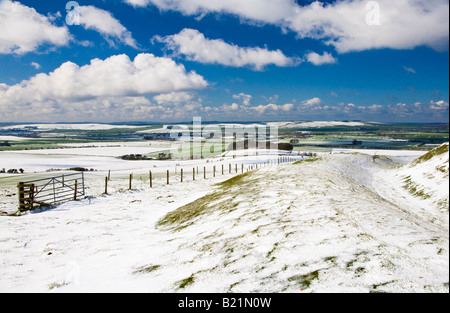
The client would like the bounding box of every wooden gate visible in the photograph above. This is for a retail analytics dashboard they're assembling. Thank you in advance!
[18,173,85,211]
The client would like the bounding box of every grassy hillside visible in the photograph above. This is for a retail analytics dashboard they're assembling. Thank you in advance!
[412,143,449,166]
[401,143,449,211]
[155,154,448,292]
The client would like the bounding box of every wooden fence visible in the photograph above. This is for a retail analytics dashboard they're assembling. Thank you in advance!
[105,156,298,194]
[17,156,299,211]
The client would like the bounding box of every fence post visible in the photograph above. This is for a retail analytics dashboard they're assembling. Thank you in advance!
[193,168,195,181]
[52,179,56,203]
[129,174,132,190]
[105,177,108,194]
[167,170,170,185]
[81,172,85,196]
[74,180,78,200]
[149,170,153,188]
[222,164,224,175]
[18,183,35,211]
[108,170,111,181]
[181,168,184,183]
[204,167,206,179]
[242,164,244,173]
[18,182,24,211]
[229,164,231,174]
[213,166,216,178]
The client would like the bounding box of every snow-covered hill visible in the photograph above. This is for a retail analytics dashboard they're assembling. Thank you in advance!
[374,143,449,229]
[403,143,449,211]
[0,152,448,293]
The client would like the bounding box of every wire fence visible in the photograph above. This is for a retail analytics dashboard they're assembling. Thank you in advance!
[16,155,304,212]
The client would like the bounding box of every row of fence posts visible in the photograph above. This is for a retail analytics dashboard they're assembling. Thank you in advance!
[103,156,297,195]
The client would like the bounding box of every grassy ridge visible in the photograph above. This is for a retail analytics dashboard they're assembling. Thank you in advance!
[157,172,252,231]
[412,143,449,165]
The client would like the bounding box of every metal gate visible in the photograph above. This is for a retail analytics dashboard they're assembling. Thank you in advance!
[18,173,85,211]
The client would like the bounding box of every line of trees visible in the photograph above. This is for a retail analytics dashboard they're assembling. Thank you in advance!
[228,140,294,152]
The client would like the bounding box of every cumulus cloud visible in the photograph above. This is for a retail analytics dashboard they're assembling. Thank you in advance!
[287,0,449,53]
[123,0,295,24]
[249,103,295,114]
[199,95,448,122]
[429,100,449,111]
[130,0,449,53]
[78,5,137,48]
[280,103,295,112]
[251,103,279,114]
[0,0,71,54]
[0,53,208,121]
[300,97,323,108]
[223,103,240,112]
[305,52,337,66]
[233,93,253,106]
[155,28,299,70]
[153,91,196,105]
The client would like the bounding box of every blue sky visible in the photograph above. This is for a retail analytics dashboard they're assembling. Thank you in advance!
[0,0,448,123]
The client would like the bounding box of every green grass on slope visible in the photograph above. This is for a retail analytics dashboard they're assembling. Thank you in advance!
[157,172,252,231]
[412,143,449,165]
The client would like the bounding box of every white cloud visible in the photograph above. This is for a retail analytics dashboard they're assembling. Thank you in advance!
[250,103,281,114]
[429,100,449,111]
[403,66,416,74]
[248,102,294,114]
[124,0,296,24]
[233,93,253,106]
[288,0,449,53]
[223,103,240,111]
[155,28,299,70]
[301,97,323,108]
[199,96,448,122]
[0,0,70,54]
[78,5,137,48]
[131,0,449,53]
[280,103,294,112]
[153,91,195,105]
[0,53,208,122]
[305,52,337,66]
[152,91,205,117]
[30,62,41,69]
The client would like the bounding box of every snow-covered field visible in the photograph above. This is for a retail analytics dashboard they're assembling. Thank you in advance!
[0,141,180,174]
[0,145,448,293]
[332,148,427,164]
[0,124,147,131]
[268,121,366,128]
[0,136,39,142]
[0,142,294,214]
